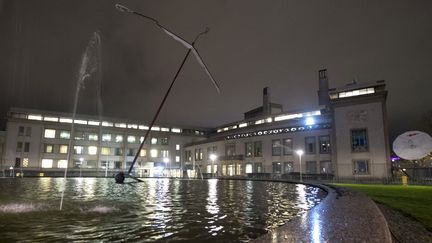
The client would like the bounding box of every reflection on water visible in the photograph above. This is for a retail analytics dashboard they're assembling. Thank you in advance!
[0,178,325,242]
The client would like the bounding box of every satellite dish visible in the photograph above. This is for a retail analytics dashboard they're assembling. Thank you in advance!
[393,131,432,160]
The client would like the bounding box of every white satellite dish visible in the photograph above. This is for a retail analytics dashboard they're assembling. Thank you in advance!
[393,131,432,160]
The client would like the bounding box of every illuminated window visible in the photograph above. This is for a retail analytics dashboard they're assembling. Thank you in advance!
[102,133,112,142]
[319,135,331,154]
[41,159,53,168]
[102,121,113,127]
[58,160,68,168]
[23,158,29,167]
[176,144,180,150]
[127,124,138,129]
[127,136,136,143]
[74,119,87,125]
[59,117,73,123]
[28,114,42,120]
[171,128,181,133]
[151,126,160,131]
[44,144,53,153]
[160,150,169,158]
[150,149,158,158]
[44,116,58,122]
[175,156,180,162]
[115,123,127,128]
[161,127,170,132]
[44,129,56,138]
[151,138,158,145]
[88,121,100,126]
[88,133,98,141]
[101,147,111,155]
[74,146,84,155]
[140,149,147,157]
[59,145,68,154]
[115,135,123,143]
[59,131,70,139]
[88,146,98,155]
[245,164,253,174]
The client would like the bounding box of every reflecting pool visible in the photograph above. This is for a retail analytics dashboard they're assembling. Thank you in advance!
[0,178,325,242]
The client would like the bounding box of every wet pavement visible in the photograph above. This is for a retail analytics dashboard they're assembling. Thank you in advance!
[253,183,392,242]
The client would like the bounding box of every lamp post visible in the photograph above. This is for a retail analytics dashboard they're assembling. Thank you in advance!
[209,154,217,178]
[163,157,170,177]
[296,150,304,182]
[79,157,83,177]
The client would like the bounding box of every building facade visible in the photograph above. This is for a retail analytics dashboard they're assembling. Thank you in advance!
[183,70,390,179]
[1,69,390,179]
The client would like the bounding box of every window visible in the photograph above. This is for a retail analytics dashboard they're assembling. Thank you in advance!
[306,161,317,174]
[351,129,368,152]
[175,156,180,162]
[127,148,135,156]
[127,136,136,143]
[115,135,123,143]
[86,160,97,168]
[59,145,68,154]
[151,138,158,145]
[41,159,53,168]
[16,142,23,152]
[114,161,122,169]
[88,133,98,141]
[319,135,331,154]
[74,131,85,140]
[195,149,200,161]
[114,148,123,156]
[245,142,253,157]
[283,138,293,155]
[101,161,108,168]
[44,129,56,138]
[15,158,20,167]
[18,126,25,136]
[225,143,236,157]
[150,149,158,158]
[101,147,111,155]
[283,162,294,173]
[245,164,253,174]
[272,162,282,173]
[272,139,281,156]
[199,149,203,160]
[353,160,369,174]
[74,146,84,155]
[320,161,332,174]
[102,133,112,142]
[254,141,262,157]
[58,160,68,168]
[59,130,70,139]
[176,144,180,151]
[254,163,263,173]
[22,158,29,167]
[25,127,32,136]
[88,146,98,155]
[160,150,169,158]
[44,144,53,153]
[140,149,147,157]
[305,137,316,154]
[160,137,169,145]
[185,150,192,162]
[24,142,30,152]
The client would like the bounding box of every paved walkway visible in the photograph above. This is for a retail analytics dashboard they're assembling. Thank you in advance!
[253,184,392,242]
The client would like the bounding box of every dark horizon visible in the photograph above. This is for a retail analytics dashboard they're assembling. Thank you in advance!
[1,0,432,141]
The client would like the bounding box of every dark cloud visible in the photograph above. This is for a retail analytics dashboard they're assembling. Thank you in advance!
[1,0,432,140]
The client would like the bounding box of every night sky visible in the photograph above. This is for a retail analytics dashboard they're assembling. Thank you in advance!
[0,0,431,141]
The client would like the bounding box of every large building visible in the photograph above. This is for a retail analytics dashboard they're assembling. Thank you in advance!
[1,69,390,179]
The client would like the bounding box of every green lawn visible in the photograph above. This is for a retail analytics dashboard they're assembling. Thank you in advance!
[334,184,432,231]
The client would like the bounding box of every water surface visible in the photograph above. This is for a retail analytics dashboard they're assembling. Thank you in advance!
[0,178,325,242]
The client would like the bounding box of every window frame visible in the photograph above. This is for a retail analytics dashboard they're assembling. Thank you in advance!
[351,128,369,152]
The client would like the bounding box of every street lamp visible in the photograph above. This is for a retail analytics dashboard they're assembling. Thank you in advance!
[209,154,217,178]
[296,150,304,182]
[79,157,83,177]
[163,157,170,177]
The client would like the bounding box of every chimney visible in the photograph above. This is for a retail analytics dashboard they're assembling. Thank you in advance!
[317,69,330,106]
[263,87,270,115]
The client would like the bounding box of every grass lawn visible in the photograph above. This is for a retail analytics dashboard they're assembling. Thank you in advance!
[334,184,432,231]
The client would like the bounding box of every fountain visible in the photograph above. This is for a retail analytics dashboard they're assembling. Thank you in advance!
[59,31,102,210]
